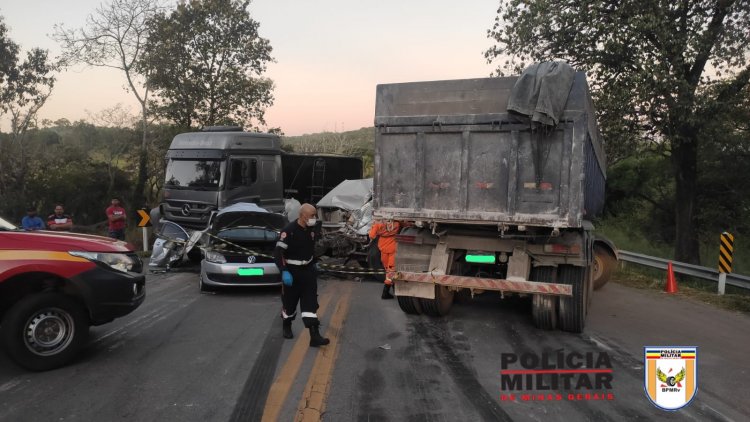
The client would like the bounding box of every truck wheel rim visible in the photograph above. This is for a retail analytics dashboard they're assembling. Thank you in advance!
[593,255,603,279]
[23,308,75,356]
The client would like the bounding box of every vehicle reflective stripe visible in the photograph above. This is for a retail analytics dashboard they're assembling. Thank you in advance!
[286,258,313,265]
[276,241,288,249]
[282,310,296,318]
[0,250,89,262]
[301,312,318,319]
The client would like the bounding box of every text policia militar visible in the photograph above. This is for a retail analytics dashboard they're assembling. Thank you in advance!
[500,351,615,402]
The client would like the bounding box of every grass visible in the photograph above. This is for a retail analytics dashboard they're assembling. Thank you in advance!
[612,265,750,314]
[595,218,750,275]
[594,216,750,313]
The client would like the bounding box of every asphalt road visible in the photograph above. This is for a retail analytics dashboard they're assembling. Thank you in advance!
[1,268,748,421]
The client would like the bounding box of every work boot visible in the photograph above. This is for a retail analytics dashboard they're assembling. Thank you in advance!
[282,318,293,339]
[309,325,330,347]
[381,284,394,299]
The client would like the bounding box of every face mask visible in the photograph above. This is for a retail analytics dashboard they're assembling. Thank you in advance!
[307,218,317,226]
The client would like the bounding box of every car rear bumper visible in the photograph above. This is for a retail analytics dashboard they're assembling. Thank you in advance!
[201,261,281,287]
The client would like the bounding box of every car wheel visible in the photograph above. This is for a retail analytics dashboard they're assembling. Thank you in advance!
[199,276,216,293]
[1,292,89,371]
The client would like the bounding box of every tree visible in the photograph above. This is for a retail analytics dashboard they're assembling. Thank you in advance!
[141,123,180,204]
[24,137,131,228]
[54,0,165,210]
[86,104,140,199]
[486,0,750,265]
[0,16,58,211]
[693,84,750,241]
[139,0,274,130]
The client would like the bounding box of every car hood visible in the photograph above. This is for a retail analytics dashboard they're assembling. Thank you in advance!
[0,230,134,253]
[212,203,286,231]
[316,178,373,211]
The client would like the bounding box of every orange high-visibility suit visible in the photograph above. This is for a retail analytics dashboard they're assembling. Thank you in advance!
[369,220,401,285]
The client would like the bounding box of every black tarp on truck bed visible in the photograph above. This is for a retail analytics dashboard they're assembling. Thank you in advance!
[282,153,363,204]
[373,72,605,228]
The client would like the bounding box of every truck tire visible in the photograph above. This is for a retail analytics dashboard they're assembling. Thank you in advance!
[530,266,558,330]
[532,295,558,330]
[419,285,454,317]
[557,265,587,333]
[396,295,422,315]
[592,244,616,290]
[1,292,89,371]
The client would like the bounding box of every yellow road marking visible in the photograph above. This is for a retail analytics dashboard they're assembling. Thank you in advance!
[295,284,353,421]
[261,291,334,422]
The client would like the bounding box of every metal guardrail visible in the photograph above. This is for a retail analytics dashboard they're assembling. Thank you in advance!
[618,250,750,290]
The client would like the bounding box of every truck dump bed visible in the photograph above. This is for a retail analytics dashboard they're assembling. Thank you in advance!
[373,73,606,228]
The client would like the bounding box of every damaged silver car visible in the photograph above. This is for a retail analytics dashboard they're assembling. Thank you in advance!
[149,221,203,271]
[199,203,287,292]
[315,178,375,267]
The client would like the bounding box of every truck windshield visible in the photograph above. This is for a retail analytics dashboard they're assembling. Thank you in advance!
[165,159,222,191]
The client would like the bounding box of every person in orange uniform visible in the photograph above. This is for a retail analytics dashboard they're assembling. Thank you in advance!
[369,219,401,299]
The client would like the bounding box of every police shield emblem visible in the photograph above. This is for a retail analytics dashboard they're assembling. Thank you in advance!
[644,346,697,410]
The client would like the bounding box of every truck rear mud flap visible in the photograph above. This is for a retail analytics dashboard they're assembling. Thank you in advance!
[390,271,573,298]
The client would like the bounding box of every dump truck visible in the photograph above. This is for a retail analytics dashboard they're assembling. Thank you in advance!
[373,63,614,332]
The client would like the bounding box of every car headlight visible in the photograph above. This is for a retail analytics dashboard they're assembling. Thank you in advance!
[204,250,226,264]
[69,251,137,273]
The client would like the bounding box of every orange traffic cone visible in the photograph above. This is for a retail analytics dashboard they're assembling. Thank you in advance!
[664,261,678,293]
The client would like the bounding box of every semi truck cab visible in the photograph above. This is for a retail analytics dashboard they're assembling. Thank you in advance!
[159,127,284,230]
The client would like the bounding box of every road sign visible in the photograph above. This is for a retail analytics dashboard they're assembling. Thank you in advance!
[718,232,734,295]
[719,232,734,273]
[137,209,151,227]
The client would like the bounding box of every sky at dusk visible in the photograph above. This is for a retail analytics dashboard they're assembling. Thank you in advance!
[1,0,501,136]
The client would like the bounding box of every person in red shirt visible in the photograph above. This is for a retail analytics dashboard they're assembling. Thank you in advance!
[106,198,127,240]
[368,220,401,299]
[47,204,74,231]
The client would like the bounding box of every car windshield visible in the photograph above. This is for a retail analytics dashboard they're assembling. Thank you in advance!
[217,227,279,242]
[157,221,190,241]
[164,159,223,191]
[0,216,18,231]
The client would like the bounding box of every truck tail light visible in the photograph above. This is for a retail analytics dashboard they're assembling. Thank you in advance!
[544,244,581,254]
[395,234,417,243]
